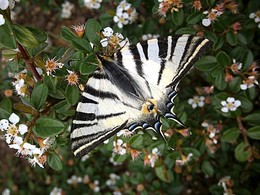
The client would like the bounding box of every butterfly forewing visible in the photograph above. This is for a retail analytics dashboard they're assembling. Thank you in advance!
[71,35,211,157]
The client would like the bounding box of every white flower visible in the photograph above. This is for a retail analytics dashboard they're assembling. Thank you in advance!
[67,175,82,185]
[202,18,211,26]
[0,13,5,26]
[249,12,256,19]
[117,129,134,137]
[16,142,41,156]
[113,0,137,28]
[106,173,120,187]
[188,96,205,108]
[50,187,63,195]
[102,27,114,37]
[28,156,44,168]
[0,0,9,10]
[61,1,74,18]
[1,188,10,195]
[84,0,102,9]
[18,124,28,135]
[9,0,20,9]
[221,97,241,113]
[113,139,126,155]
[12,76,27,96]
[0,119,9,130]
[8,136,23,149]
[93,180,100,192]
[147,147,160,167]
[9,113,20,124]
[240,76,258,90]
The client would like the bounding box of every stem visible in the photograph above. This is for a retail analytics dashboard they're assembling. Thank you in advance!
[17,43,42,81]
[236,116,250,145]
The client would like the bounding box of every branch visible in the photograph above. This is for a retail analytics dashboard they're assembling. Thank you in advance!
[236,116,250,145]
[17,43,42,81]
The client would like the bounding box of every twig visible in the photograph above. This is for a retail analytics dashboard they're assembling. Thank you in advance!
[236,116,250,145]
[17,43,42,81]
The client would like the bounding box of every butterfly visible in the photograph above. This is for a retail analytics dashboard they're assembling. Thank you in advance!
[70,34,211,157]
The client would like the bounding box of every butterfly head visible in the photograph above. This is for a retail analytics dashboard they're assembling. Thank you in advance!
[141,99,158,116]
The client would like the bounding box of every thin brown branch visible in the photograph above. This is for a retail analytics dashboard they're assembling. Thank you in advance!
[236,116,250,145]
[17,43,42,81]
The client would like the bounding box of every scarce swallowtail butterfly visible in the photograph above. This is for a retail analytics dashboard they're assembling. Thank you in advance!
[71,34,211,157]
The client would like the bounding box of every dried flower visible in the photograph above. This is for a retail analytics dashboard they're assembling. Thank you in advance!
[66,70,79,85]
[45,58,64,76]
[71,24,85,37]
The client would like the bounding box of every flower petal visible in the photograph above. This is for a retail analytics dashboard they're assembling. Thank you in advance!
[9,113,20,124]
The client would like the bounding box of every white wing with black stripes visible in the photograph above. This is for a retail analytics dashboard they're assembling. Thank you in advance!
[71,34,211,157]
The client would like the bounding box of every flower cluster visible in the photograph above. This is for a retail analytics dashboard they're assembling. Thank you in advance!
[202,5,224,27]
[157,0,183,17]
[113,0,138,28]
[113,139,127,155]
[141,34,160,41]
[61,1,74,18]
[106,173,120,189]
[188,95,205,109]
[100,27,129,55]
[83,0,102,10]
[221,97,241,113]
[144,147,160,167]
[0,113,53,168]
[202,0,238,27]
[201,121,222,153]
[67,175,83,186]
[12,72,28,97]
[249,10,260,29]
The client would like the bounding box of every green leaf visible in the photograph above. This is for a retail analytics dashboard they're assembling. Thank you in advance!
[221,128,240,142]
[44,76,56,93]
[0,20,16,49]
[53,100,71,113]
[85,19,102,45]
[247,126,260,140]
[202,161,214,177]
[186,12,202,24]
[129,134,143,149]
[71,37,92,52]
[155,165,170,183]
[243,112,260,126]
[34,117,65,137]
[80,53,98,75]
[194,56,217,71]
[228,77,241,93]
[47,153,63,171]
[234,142,252,162]
[14,103,39,115]
[0,107,10,118]
[238,96,253,113]
[204,31,217,43]
[31,83,48,110]
[13,24,39,48]
[27,26,47,43]
[226,31,237,46]
[216,51,231,66]
[214,70,227,90]
[172,9,184,26]
[213,36,224,50]
[60,26,76,41]
[175,27,195,35]
[65,85,80,106]
[242,50,254,69]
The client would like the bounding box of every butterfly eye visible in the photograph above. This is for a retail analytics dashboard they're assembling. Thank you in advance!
[147,103,155,112]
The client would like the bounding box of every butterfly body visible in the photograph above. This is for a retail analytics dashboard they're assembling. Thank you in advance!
[71,35,211,157]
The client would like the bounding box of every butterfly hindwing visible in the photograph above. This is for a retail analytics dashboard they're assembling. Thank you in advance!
[71,35,211,157]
